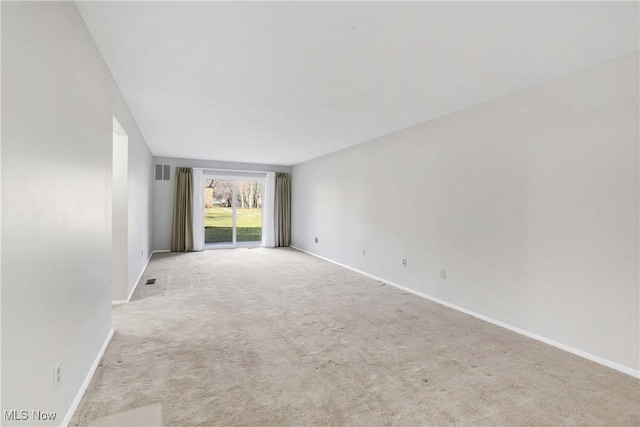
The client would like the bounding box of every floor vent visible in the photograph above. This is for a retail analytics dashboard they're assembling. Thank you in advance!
[144,278,157,285]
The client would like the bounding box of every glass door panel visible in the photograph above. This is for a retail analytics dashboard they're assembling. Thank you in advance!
[204,179,233,245]
[236,181,263,244]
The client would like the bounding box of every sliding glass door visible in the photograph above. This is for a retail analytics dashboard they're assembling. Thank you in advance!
[236,181,263,243]
[204,179,233,245]
[203,176,263,247]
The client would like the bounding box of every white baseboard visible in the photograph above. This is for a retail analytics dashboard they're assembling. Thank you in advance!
[127,253,153,301]
[112,252,154,305]
[290,245,640,379]
[61,328,114,427]
[152,249,170,253]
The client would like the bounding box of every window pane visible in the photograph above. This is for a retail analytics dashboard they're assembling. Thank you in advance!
[204,179,233,244]
[236,181,262,243]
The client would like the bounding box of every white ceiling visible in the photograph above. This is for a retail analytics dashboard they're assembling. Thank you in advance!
[77,1,639,166]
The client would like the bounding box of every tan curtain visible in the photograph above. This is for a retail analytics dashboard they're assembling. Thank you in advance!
[275,172,291,247]
[171,167,194,252]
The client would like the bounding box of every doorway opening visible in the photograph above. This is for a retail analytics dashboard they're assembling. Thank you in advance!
[112,117,128,301]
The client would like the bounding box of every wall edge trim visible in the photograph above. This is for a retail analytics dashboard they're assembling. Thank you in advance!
[61,328,114,427]
[290,245,640,379]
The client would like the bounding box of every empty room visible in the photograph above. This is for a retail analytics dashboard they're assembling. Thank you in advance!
[1,1,639,426]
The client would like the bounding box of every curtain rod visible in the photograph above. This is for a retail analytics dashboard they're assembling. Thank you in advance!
[190,167,272,174]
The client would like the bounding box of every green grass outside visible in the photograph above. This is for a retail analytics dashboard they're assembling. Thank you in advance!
[204,206,262,243]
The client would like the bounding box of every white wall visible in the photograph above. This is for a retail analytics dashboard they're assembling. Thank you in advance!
[291,54,640,374]
[1,2,153,424]
[116,106,153,301]
[152,156,290,251]
[112,129,128,301]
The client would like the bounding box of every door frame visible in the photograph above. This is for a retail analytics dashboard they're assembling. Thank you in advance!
[202,171,265,249]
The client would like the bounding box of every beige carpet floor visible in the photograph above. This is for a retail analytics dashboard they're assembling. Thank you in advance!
[71,248,639,426]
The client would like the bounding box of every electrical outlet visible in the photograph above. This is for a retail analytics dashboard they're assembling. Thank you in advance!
[141,250,144,258]
[402,258,407,267]
[440,269,447,280]
[362,249,366,256]
[54,362,61,390]
[314,237,318,243]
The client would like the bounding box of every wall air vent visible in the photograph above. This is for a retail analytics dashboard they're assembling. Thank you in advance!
[155,165,171,181]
